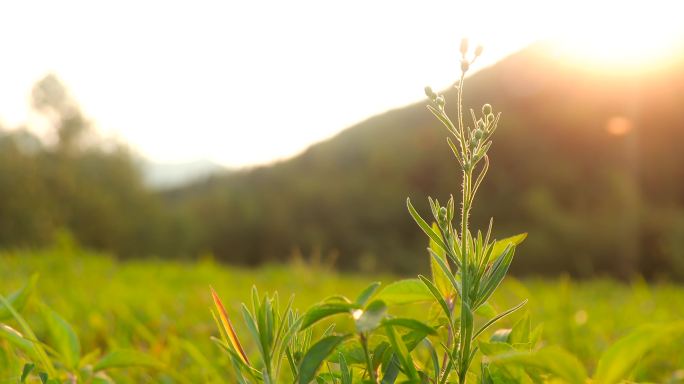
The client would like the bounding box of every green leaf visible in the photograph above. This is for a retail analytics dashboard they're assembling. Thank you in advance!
[490,234,526,261]
[407,198,448,253]
[475,302,497,318]
[0,324,39,361]
[489,329,512,343]
[429,250,462,299]
[355,300,387,333]
[429,223,453,298]
[473,300,528,340]
[508,313,530,346]
[298,334,350,384]
[424,338,440,383]
[338,352,352,384]
[0,294,56,377]
[94,349,163,371]
[417,275,451,320]
[594,322,684,384]
[487,346,587,384]
[240,304,267,364]
[21,363,35,383]
[479,341,515,356]
[300,302,358,331]
[0,274,38,321]
[355,282,381,307]
[476,245,515,307]
[385,325,419,380]
[43,306,81,370]
[376,279,432,305]
[381,318,437,336]
[380,329,430,383]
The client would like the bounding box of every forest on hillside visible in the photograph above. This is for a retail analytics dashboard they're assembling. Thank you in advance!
[2,44,684,279]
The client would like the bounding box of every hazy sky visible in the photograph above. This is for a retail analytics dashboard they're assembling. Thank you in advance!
[1,1,682,167]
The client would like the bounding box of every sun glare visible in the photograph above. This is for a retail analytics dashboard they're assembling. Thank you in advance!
[552,2,684,71]
[606,116,632,136]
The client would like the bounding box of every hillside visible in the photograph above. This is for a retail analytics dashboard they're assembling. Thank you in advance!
[167,43,684,277]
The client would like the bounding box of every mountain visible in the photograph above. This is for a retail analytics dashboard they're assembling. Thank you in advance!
[167,42,684,278]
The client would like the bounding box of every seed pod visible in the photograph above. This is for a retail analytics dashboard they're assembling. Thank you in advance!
[424,86,436,100]
[482,103,492,115]
[460,38,469,57]
[461,59,470,73]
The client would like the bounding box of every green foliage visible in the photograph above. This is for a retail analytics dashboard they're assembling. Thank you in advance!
[42,305,81,369]
[2,249,684,382]
[0,274,37,321]
[485,345,587,384]
[375,279,432,305]
[298,335,351,384]
[594,322,684,384]
[0,276,162,383]
[93,349,163,371]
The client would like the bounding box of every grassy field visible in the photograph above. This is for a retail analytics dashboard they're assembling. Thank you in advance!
[1,246,683,383]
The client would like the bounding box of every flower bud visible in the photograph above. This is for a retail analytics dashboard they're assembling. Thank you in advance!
[438,207,448,222]
[461,59,470,73]
[435,95,445,108]
[474,45,483,57]
[482,103,492,115]
[477,119,485,130]
[460,38,469,57]
[470,137,478,150]
[473,129,484,140]
[487,113,495,123]
[424,86,436,100]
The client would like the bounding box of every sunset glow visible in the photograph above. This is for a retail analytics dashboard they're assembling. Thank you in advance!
[0,1,682,166]
[552,2,684,70]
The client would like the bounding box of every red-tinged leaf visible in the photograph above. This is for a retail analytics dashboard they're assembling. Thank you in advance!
[211,287,249,365]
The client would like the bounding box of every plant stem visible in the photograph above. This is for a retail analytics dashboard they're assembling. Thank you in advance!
[360,333,377,383]
[440,297,455,379]
[457,72,474,384]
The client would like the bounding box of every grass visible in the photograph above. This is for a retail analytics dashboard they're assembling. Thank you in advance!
[1,247,683,382]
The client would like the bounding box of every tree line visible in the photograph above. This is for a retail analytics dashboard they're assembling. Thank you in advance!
[3,46,684,280]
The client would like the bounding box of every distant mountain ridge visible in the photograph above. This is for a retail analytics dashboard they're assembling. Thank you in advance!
[166,42,684,278]
[142,159,225,189]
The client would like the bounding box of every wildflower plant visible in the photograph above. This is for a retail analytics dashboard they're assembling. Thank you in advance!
[408,38,528,383]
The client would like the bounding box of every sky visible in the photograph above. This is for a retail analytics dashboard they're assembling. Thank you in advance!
[1,1,683,167]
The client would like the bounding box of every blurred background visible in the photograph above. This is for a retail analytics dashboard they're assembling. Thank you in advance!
[2,0,684,280]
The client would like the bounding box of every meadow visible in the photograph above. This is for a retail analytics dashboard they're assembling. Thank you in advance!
[2,41,684,383]
[1,246,683,383]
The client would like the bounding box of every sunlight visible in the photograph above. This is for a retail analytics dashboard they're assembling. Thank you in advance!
[553,1,684,71]
[606,116,632,136]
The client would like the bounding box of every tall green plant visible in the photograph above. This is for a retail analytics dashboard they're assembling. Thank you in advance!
[407,38,528,383]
